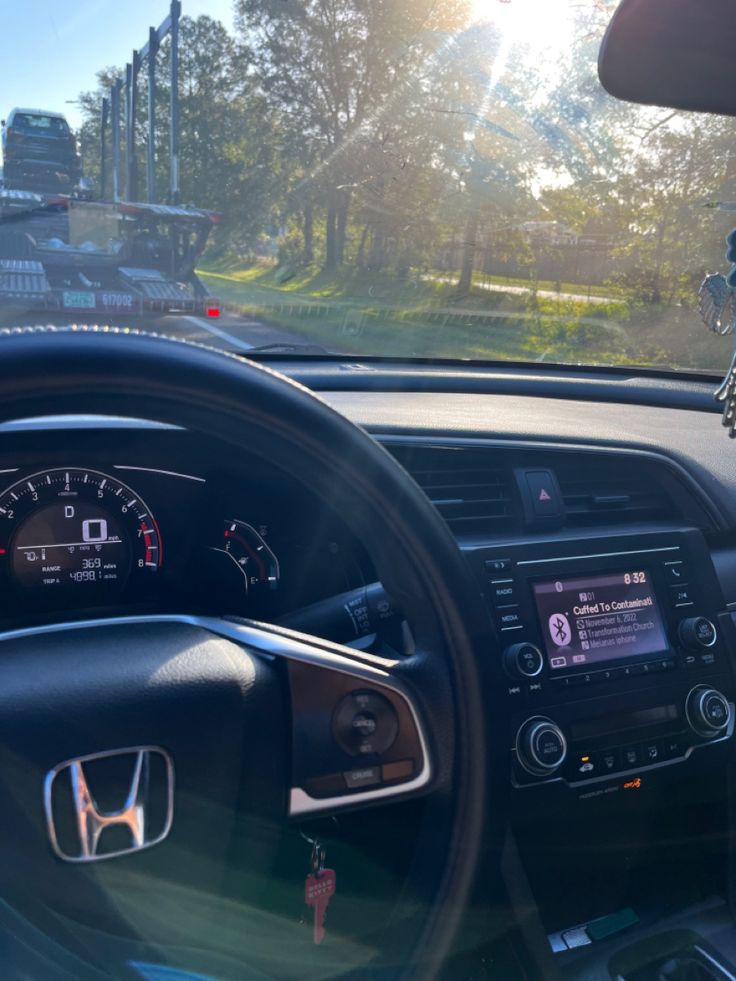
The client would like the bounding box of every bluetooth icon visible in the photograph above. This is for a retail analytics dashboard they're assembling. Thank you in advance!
[548,613,572,647]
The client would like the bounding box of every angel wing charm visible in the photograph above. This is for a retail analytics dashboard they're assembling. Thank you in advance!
[699,273,736,335]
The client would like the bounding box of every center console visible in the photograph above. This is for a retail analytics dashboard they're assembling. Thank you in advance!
[471,528,735,793]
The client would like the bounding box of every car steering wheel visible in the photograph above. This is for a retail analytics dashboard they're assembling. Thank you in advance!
[0,328,500,981]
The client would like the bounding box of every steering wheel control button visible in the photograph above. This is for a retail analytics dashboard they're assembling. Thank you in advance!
[686,686,732,738]
[343,766,381,790]
[381,759,415,783]
[351,712,377,739]
[516,717,567,777]
[503,642,544,680]
[678,617,717,650]
[333,691,399,756]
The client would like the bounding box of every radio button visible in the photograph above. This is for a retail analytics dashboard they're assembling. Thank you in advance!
[679,617,717,650]
[491,581,518,605]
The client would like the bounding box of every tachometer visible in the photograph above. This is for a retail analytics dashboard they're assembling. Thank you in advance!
[0,468,161,595]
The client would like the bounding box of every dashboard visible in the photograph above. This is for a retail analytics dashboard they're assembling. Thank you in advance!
[0,423,372,629]
[4,367,736,971]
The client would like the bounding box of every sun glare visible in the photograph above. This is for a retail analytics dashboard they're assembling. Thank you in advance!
[471,0,572,56]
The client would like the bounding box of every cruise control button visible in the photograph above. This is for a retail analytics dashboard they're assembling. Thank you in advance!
[344,766,381,789]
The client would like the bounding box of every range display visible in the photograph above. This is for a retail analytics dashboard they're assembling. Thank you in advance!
[532,569,669,671]
[0,469,161,596]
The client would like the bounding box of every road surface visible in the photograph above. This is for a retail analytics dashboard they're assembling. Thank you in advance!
[149,310,316,353]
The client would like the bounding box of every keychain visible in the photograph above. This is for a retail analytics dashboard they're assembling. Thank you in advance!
[699,229,736,435]
[302,835,337,945]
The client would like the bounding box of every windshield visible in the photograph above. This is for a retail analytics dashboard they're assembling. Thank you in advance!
[0,0,733,371]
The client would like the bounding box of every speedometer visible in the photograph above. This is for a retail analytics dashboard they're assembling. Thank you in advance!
[0,468,161,596]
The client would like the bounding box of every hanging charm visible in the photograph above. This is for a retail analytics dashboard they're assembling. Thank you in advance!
[698,273,736,335]
[701,229,736,436]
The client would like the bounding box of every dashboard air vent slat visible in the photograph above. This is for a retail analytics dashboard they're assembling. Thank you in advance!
[384,445,521,535]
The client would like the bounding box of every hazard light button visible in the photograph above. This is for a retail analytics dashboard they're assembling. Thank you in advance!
[525,470,563,517]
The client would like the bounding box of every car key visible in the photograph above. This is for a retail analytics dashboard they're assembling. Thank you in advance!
[304,839,336,945]
[305,866,336,944]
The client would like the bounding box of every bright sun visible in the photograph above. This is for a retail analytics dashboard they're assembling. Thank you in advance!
[470,0,573,56]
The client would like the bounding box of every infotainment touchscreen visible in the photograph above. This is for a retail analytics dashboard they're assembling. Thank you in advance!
[532,570,669,671]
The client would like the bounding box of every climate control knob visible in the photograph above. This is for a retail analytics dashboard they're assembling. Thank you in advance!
[685,686,732,738]
[503,642,544,680]
[515,717,567,776]
[678,617,717,651]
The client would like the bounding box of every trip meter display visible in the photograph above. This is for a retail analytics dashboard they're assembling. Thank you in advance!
[0,469,161,595]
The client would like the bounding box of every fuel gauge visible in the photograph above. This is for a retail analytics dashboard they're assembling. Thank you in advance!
[210,519,280,595]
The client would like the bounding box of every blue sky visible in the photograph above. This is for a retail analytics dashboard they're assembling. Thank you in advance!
[1,0,234,131]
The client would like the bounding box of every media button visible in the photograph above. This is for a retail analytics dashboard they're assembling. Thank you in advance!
[497,607,523,630]
[622,664,645,678]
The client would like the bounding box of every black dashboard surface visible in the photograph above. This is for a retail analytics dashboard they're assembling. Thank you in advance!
[323,391,736,528]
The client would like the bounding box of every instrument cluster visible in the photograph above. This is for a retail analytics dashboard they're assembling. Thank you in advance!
[0,426,371,627]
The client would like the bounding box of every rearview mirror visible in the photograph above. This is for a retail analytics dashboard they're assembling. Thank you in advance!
[599,0,736,116]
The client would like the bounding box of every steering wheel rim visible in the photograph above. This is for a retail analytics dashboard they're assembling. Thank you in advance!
[0,327,499,980]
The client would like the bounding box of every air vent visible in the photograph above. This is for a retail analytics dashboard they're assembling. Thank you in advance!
[385,445,521,535]
[556,457,678,527]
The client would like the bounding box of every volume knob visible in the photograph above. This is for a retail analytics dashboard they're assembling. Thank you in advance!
[516,717,567,776]
[503,642,544,680]
[685,686,731,738]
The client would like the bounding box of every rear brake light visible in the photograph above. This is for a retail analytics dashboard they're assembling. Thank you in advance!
[206,306,221,318]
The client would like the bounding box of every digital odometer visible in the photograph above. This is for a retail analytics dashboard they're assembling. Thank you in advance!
[0,469,161,595]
